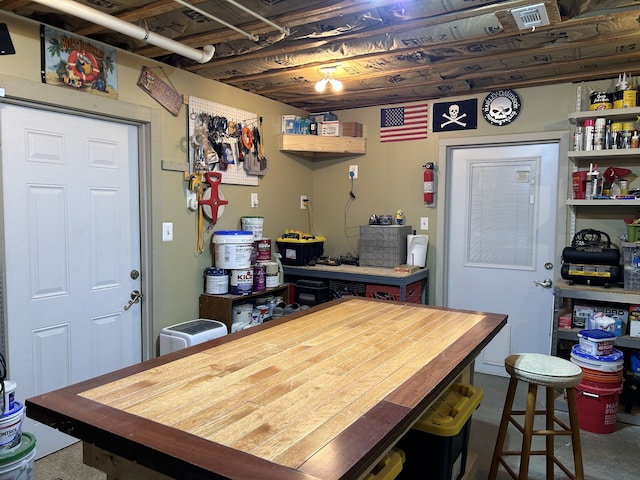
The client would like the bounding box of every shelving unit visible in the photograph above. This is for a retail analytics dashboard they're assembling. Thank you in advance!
[199,284,290,333]
[278,134,366,159]
[567,108,640,214]
[560,106,640,424]
[553,281,640,425]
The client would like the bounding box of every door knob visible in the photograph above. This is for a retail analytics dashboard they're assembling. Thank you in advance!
[533,278,553,288]
[124,290,144,311]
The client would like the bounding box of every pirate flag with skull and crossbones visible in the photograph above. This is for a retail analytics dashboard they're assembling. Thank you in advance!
[432,99,478,132]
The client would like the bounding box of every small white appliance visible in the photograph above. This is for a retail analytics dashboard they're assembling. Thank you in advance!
[159,318,227,355]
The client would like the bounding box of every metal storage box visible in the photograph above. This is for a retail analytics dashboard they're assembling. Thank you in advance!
[359,225,411,268]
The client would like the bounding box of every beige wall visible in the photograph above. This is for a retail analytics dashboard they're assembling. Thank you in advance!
[1,13,629,355]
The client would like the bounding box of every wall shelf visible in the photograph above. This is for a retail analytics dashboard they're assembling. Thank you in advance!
[278,134,366,158]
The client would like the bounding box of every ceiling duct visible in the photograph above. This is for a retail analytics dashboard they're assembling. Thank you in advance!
[511,3,550,31]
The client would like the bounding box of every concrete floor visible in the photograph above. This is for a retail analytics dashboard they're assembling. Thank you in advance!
[470,372,640,480]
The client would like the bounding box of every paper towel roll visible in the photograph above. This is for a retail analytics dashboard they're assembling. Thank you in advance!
[406,234,428,267]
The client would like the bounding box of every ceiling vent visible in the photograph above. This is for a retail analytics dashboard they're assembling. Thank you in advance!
[511,3,550,30]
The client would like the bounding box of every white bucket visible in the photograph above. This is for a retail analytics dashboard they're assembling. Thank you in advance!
[213,231,254,269]
[570,344,624,373]
[0,403,24,451]
[241,216,264,240]
[204,268,228,294]
[230,268,253,295]
[0,432,36,480]
[406,234,428,267]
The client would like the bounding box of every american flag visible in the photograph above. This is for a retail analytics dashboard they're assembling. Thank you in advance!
[380,103,429,143]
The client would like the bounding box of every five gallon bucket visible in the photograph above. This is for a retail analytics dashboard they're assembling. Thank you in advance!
[213,231,254,269]
[0,432,36,480]
[0,402,24,451]
[571,344,623,434]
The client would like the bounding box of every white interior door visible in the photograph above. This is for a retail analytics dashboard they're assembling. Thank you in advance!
[445,142,559,376]
[1,103,142,457]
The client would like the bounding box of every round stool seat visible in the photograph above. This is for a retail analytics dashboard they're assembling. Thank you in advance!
[505,353,582,389]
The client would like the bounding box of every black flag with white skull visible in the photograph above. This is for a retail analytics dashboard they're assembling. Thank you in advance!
[432,99,478,132]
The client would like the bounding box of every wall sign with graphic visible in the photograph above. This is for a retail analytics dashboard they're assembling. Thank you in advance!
[482,89,521,126]
[40,25,117,98]
[432,99,478,132]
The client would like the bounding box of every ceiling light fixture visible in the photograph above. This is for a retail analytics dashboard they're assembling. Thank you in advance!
[315,67,343,93]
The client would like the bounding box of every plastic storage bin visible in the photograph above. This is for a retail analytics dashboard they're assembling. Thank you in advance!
[276,235,325,266]
[577,329,615,356]
[363,448,405,480]
[295,279,330,306]
[396,383,483,480]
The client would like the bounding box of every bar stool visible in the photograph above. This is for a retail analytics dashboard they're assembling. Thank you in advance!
[488,353,584,480]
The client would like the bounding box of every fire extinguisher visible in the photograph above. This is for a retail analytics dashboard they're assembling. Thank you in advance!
[423,162,436,205]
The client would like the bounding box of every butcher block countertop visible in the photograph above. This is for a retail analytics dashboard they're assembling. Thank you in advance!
[26,297,506,480]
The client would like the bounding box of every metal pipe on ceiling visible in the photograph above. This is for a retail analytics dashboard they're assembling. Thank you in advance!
[173,0,259,41]
[30,0,215,63]
[221,0,290,36]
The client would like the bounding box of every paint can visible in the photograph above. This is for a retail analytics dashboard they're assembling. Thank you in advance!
[259,261,280,288]
[213,231,254,269]
[230,268,253,295]
[589,91,612,110]
[232,303,253,326]
[204,268,228,295]
[240,216,264,240]
[252,264,266,293]
[0,432,36,480]
[1,382,16,415]
[0,402,24,451]
[256,238,272,261]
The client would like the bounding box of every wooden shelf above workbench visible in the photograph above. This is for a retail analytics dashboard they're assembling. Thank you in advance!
[278,134,366,158]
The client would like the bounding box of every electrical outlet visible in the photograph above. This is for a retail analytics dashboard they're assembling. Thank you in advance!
[162,222,173,241]
[349,165,358,179]
[420,217,429,230]
[251,192,259,208]
[300,195,308,209]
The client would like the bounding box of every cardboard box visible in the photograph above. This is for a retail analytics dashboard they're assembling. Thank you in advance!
[342,121,363,137]
[572,302,629,336]
[310,112,338,123]
[319,121,343,136]
[282,115,299,134]
[558,314,572,329]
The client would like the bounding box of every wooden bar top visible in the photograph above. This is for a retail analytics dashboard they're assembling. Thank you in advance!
[26,297,506,480]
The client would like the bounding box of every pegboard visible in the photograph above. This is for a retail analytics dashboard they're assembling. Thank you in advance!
[187,95,259,186]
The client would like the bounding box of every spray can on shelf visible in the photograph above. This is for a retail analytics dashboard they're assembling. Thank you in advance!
[594,118,606,150]
[583,119,595,151]
[573,125,583,151]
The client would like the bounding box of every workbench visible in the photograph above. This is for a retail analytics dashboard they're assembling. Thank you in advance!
[26,297,506,480]
[283,264,429,303]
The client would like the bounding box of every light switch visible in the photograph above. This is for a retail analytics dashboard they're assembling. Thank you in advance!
[162,222,173,241]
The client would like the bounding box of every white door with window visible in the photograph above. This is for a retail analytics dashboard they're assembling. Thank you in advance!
[445,142,560,376]
[1,103,142,457]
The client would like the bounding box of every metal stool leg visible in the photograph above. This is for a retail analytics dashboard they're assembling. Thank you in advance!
[566,386,584,480]
[518,382,537,480]
[489,376,519,480]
